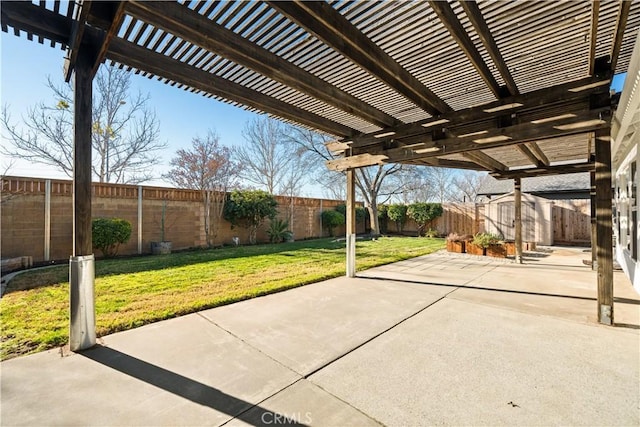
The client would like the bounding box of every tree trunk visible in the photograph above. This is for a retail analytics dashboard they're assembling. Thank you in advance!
[367,198,381,236]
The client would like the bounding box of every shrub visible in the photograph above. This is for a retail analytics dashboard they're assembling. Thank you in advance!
[424,228,440,238]
[335,204,366,223]
[321,210,345,237]
[407,202,443,236]
[387,204,408,233]
[472,232,501,248]
[223,190,278,244]
[92,217,132,258]
[377,204,389,234]
[267,218,292,243]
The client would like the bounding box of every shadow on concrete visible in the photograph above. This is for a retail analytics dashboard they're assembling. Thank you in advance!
[614,323,640,330]
[359,275,640,306]
[81,345,307,427]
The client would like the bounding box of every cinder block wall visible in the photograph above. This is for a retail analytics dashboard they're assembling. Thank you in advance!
[1,176,364,262]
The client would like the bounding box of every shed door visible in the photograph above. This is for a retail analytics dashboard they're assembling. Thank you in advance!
[497,202,535,241]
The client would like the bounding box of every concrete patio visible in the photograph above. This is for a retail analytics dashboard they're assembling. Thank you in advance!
[1,247,638,426]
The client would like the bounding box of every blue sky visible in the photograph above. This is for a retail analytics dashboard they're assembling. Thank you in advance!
[1,29,628,194]
[1,32,262,187]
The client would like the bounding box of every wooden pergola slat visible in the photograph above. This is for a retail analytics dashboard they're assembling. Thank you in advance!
[429,0,503,98]
[267,0,452,116]
[126,1,400,129]
[459,1,519,96]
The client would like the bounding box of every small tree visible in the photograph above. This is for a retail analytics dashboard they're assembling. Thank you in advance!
[164,131,238,247]
[92,218,132,258]
[321,210,345,237]
[223,190,278,244]
[407,203,443,236]
[387,204,408,233]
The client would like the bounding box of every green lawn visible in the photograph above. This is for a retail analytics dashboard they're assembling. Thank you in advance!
[1,236,444,360]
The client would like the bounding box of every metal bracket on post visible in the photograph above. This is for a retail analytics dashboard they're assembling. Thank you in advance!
[69,254,96,351]
[346,233,356,277]
[599,304,612,326]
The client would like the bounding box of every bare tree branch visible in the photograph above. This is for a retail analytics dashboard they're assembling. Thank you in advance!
[163,130,239,246]
[1,66,166,184]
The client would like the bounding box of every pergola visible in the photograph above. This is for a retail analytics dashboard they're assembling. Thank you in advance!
[2,0,638,349]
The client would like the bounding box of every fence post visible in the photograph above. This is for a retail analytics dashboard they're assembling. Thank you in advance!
[138,185,143,254]
[44,179,51,261]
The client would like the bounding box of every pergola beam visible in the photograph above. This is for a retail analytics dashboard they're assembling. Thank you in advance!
[610,0,631,72]
[430,1,502,98]
[347,75,611,149]
[490,161,595,180]
[462,151,507,171]
[126,1,400,129]
[525,142,550,166]
[517,144,544,167]
[588,0,600,75]
[64,0,92,82]
[459,1,519,96]
[267,0,452,116]
[370,110,608,163]
[108,38,357,137]
[89,1,126,77]
[2,1,357,138]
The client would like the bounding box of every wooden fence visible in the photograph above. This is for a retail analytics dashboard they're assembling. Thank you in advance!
[552,199,591,245]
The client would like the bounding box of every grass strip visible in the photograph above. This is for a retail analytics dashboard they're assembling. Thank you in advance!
[1,237,443,360]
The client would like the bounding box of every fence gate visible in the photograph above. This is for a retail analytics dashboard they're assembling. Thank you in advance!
[497,202,535,241]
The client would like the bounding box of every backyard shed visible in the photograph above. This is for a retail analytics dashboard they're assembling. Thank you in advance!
[483,192,553,246]
[479,173,592,246]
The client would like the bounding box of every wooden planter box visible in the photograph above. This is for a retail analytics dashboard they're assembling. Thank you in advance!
[486,243,507,258]
[466,242,485,256]
[504,242,516,256]
[446,240,465,253]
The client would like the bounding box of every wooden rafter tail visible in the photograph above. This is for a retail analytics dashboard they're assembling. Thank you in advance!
[325,154,389,171]
[324,140,351,154]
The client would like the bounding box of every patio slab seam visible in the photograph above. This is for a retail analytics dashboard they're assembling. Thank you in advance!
[217,377,305,427]
[444,291,640,335]
[196,311,299,376]
[301,286,461,380]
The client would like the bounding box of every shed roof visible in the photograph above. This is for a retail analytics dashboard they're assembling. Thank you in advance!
[478,172,591,196]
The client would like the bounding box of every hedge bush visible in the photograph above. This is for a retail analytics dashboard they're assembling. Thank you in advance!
[92,217,132,258]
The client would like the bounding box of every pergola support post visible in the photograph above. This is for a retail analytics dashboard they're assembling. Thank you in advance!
[514,178,523,263]
[346,169,356,278]
[69,50,96,351]
[590,171,597,269]
[595,127,613,325]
